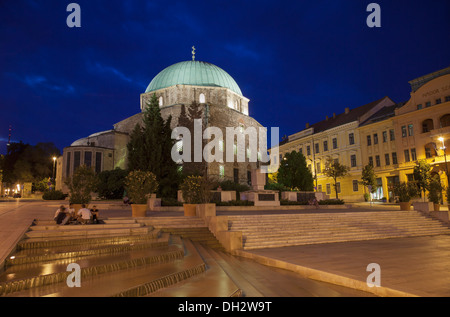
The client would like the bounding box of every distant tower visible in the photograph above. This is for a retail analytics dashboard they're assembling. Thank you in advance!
[7,125,11,148]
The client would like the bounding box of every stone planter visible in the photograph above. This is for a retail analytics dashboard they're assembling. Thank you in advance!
[399,202,411,211]
[72,204,83,213]
[413,202,434,212]
[196,203,216,218]
[183,204,197,217]
[131,204,147,217]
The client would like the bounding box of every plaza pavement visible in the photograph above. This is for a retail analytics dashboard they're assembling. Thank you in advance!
[1,199,450,297]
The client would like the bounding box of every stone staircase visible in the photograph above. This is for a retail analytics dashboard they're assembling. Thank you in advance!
[137,216,225,251]
[228,211,450,250]
[0,217,240,297]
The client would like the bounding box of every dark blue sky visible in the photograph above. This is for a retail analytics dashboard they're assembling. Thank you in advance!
[1,0,449,155]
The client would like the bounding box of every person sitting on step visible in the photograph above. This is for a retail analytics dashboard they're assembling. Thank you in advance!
[77,204,92,224]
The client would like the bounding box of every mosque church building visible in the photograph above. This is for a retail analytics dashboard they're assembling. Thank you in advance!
[56,53,264,193]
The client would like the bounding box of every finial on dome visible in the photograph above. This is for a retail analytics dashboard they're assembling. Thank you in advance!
[192,46,196,61]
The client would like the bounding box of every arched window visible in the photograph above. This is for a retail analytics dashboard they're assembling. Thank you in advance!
[199,93,205,104]
[424,143,437,158]
[159,96,163,107]
[440,114,450,128]
[422,119,434,133]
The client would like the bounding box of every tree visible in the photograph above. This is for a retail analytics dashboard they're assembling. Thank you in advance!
[361,164,378,195]
[127,94,179,198]
[413,159,431,201]
[277,151,314,191]
[96,168,128,200]
[324,157,350,199]
[64,165,97,204]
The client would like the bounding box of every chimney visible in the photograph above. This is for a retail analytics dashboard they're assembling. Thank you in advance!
[333,113,336,119]
[306,123,310,128]
[345,107,350,114]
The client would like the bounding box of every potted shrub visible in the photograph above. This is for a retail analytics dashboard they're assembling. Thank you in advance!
[179,175,215,217]
[392,182,418,211]
[428,177,443,212]
[64,165,97,212]
[124,170,158,217]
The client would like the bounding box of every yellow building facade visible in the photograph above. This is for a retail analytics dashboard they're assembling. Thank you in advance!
[276,66,450,203]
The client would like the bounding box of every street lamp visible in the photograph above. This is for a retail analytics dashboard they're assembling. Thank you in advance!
[52,156,57,180]
[438,137,449,186]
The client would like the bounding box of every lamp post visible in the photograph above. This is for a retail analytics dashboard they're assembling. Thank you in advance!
[438,137,449,186]
[52,156,57,180]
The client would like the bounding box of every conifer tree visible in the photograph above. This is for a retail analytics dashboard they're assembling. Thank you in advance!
[127,94,179,198]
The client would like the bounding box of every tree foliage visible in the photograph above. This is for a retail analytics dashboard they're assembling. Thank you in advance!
[361,164,378,194]
[324,157,350,199]
[64,165,97,204]
[1,142,60,186]
[96,168,128,199]
[413,159,432,201]
[127,94,179,198]
[277,151,314,191]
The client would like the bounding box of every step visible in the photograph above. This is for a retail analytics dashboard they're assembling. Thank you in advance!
[17,231,162,250]
[7,234,171,266]
[24,226,151,238]
[145,242,241,297]
[3,239,206,297]
[0,244,185,296]
[29,223,143,231]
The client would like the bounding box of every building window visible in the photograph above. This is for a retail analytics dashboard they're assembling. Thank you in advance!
[382,131,387,143]
[375,155,381,167]
[350,154,357,167]
[336,182,341,194]
[436,98,442,105]
[316,162,321,173]
[349,133,355,145]
[422,119,434,133]
[369,156,373,166]
[392,152,398,164]
[408,124,414,136]
[445,96,450,102]
[199,93,205,104]
[367,135,372,146]
[307,146,311,156]
[219,165,225,178]
[352,180,359,192]
[401,126,407,137]
[389,129,395,141]
[417,104,423,110]
[318,184,322,192]
[323,140,328,152]
[247,171,252,186]
[95,152,102,174]
[315,143,320,154]
[299,147,303,155]
[404,149,410,162]
[84,151,92,167]
[385,153,390,166]
[326,184,331,195]
[66,152,71,177]
[373,134,378,145]
[440,114,450,128]
[426,101,431,107]
[411,148,417,161]
[74,151,81,171]
[332,138,338,149]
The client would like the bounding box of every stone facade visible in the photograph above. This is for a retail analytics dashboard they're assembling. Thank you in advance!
[58,78,264,191]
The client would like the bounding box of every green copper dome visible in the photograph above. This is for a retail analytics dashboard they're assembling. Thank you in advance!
[145,61,243,96]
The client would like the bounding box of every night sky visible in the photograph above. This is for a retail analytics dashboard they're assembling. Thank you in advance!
[1,0,449,155]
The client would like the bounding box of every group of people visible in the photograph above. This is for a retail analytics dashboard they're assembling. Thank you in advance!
[54,204,100,225]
